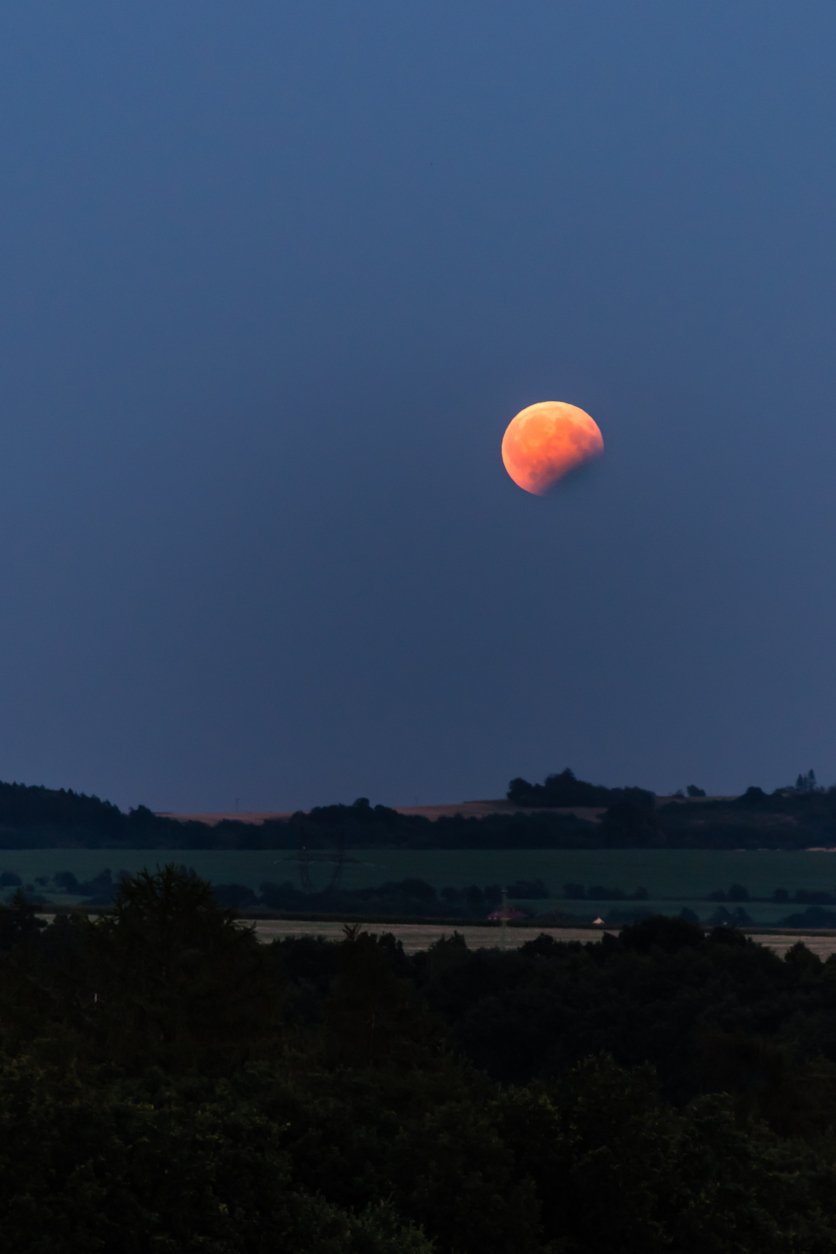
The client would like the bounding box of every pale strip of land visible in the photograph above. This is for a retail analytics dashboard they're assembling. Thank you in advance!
[250,918,836,959]
[35,913,836,958]
[158,800,606,824]
[159,793,741,826]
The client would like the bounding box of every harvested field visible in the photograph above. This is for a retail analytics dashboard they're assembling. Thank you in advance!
[160,795,734,826]
[160,799,605,824]
[250,919,607,951]
[249,918,836,959]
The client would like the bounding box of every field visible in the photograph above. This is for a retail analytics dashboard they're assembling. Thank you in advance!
[6,846,836,924]
[160,799,604,824]
[249,918,836,959]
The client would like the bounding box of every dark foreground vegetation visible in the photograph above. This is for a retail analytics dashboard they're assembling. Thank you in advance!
[4,867,836,1250]
[3,768,836,851]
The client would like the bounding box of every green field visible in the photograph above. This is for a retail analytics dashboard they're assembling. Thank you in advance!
[5,846,836,924]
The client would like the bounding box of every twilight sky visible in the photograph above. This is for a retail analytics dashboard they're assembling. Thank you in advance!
[3,1,836,811]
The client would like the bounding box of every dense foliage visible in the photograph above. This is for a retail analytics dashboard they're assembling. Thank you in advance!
[507,767,655,809]
[4,869,836,1250]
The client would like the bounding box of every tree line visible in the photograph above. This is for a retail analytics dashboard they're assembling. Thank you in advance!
[4,771,836,851]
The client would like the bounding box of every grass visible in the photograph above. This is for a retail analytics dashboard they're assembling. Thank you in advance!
[5,846,836,917]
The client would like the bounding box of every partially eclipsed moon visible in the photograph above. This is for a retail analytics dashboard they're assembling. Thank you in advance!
[501,401,604,494]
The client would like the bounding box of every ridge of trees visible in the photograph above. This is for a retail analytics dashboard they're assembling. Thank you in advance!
[2,770,836,850]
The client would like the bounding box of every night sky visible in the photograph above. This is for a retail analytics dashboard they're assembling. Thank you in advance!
[4,2,836,811]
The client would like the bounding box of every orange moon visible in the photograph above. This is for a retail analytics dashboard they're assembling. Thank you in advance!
[501,401,604,495]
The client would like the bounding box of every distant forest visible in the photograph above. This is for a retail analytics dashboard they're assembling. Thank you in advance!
[1,770,835,851]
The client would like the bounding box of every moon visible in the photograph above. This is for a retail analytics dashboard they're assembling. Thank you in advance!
[501,401,604,495]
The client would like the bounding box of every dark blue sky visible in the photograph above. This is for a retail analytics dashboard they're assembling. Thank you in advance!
[4,2,836,810]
